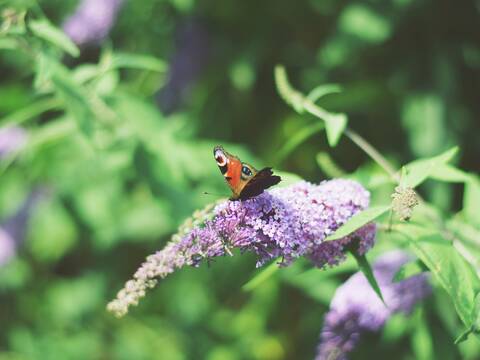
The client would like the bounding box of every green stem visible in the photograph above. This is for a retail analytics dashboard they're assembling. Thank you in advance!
[275,65,399,182]
[344,127,398,181]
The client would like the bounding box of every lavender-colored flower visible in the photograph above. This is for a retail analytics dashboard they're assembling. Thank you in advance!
[108,179,377,317]
[63,0,123,46]
[316,251,431,360]
[0,229,15,268]
[0,189,46,267]
[0,126,27,159]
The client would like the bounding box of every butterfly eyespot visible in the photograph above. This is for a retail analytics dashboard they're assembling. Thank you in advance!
[242,166,252,177]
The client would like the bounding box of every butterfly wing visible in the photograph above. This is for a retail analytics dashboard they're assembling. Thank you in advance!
[214,145,281,201]
[214,145,245,199]
[238,167,281,200]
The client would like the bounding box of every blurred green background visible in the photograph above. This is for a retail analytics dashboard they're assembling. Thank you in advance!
[0,0,479,359]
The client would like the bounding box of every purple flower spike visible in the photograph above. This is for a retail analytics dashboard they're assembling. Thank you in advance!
[0,126,27,159]
[316,251,431,360]
[107,179,377,317]
[63,0,124,46]
[0,229,15,268]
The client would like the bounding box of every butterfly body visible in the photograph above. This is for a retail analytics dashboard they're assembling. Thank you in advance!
[214,145,281,200]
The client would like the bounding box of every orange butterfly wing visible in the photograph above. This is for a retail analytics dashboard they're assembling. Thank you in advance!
[224,156,243,197]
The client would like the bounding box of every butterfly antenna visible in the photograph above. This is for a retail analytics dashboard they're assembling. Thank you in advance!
[203,191,227,197]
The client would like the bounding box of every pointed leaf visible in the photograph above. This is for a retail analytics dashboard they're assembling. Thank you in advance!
[430,164,472,183]
[401,147,459,188]
[51,70,94,137]
[306,84,342,103]
[405,231,479,327]
[411,308,434,360]
[29,19,80,57]
[274,65,305,113]
[110,52,167,72]
[350,251,385,303]
[324,113,348,147]
[455,326,474,344]
[455,293,480,344]
[325,205,390,241]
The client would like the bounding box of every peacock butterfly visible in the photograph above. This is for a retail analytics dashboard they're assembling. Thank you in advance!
[214,145,281,201]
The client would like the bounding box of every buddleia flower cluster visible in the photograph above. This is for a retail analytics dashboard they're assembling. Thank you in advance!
[63,0,124,46]
[107,179,377,317]
[316,251,431,360]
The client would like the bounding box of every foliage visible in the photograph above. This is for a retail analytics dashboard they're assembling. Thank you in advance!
[0,0,479,359]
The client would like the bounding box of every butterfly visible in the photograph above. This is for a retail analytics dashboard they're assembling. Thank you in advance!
[214,145,281,201]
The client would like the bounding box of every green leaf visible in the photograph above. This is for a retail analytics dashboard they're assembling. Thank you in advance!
[275,122,324,164]
[72,64,101,84]
[273,65,347,147]
[339,4,391,43]
[324,113,347,147]
[27,118,76,150]
[401,147,458,188]
[430,164,472,183]
[405,231,480,327]
[0,98,60,126]
[447,218,480,268]
[242,260,279,292]
[306,84,342,103]
[411,308,434,360]
[402,95,446,157]
[393,259,428,282]
[0,259,31,291]
[455,326,474,345]
[350,251,385,303]
[325,205,391,241]
[274,65,305,113]
[29,19,80,57]
[230,60,255,91]
[110,52,167,72]
[473,292,480,329]
[455,293,480,344]
[51,69,94,137]
[463,176,480,228]
[29,200,78,262]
